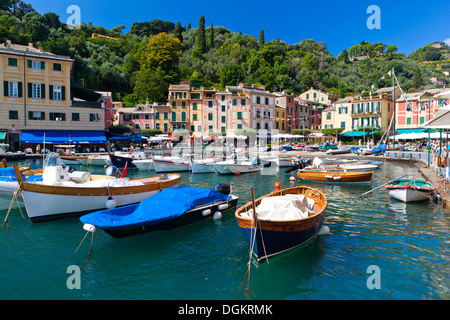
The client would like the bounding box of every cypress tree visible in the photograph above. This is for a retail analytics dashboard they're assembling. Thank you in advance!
[196,16,207,53]
[208,22,214,49]
[259,29,265,46]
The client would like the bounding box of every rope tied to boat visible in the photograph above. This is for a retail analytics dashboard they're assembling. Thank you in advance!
[0,181,25,231]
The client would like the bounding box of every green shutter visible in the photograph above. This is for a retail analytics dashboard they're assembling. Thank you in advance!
[41,61,45,69]
[28,83,32,98]
[28,111,32,119]
[3,81,8,97]
[18,82,22,97]
[61,113,65,121]
[61,86,65,100]
[41,84,45,99]
[27,60,32,68]
[49,112,54,121]
[41,112,45,120]
[49,85,53,100]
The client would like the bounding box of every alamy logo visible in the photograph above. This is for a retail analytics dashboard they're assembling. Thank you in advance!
[366,265,381,289]
[367,5,381,30]
[66,265,81,289]
[66,5,81,29]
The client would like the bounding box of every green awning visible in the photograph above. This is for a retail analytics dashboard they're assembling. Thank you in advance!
[341,130,380,137]
[0,132,6,141]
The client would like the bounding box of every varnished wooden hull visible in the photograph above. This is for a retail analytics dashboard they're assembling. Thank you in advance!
[235,186,327,262]
[14,166,180,222]
[297,170,372,184]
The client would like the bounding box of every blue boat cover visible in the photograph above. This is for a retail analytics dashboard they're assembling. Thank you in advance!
[80,187,231,228]
[0,168,42,182]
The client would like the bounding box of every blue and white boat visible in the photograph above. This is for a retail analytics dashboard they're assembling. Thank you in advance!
[80,185,239,238]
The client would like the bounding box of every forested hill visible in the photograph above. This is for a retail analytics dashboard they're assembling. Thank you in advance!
[1,0,449,106]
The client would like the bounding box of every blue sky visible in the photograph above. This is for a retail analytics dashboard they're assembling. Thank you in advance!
[27,0,450,57]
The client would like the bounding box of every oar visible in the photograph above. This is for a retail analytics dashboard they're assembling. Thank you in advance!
[359,174,407,197]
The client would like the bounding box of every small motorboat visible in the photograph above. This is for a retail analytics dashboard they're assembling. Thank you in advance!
[80,184,239,238]
[235,186,327,262]
[13,153,181,222]
[297,170,373,184]
[152,155,190,173]
[190,158,215,174]
[326,147,352,155]
[226,161,263,174]
[386,178,435,202]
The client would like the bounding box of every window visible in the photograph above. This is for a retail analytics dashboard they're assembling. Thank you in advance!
[53,85,62,100]
[155,112,160,119]
[306,94,309,99]
[53,63,61,71]
[145,124,150,129]
[123,114,131,121]
[164,123,168,132]
[72,113,80,121]
[208,125,213,132]
[155,123,160,130]
[172,102,176,108]
[221,105,225,112]
[164,112,168,120]
[193,103,197,110]
[182,101,186,108]
[9,110,18,119]
[237,112,242,119]
[8,58,17,67]
[135,124,140,129]
[49,112,65,121]
[193,113,198,121]
[181,112,186,122]
[191,93,200,99]
[208,101,213,108]
[341,121,345,128]
[89,113,98,122]
[9,82,19,97]
[241,99,246,106]
[221,116,226,123]
[32,83,42,99]
[172,112,176,121]
[145,115,149,120]
[406,103,412,111]
[327,112,331,120]
[32,61,44,69]
[256,97,260,104]
[208,113,213,121]
[28,111,45,120]
[265,97,269,105]
[406,117,411,125]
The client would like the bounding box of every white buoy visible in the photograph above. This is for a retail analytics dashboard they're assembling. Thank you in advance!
[105,197,117,209]
[218,203,228,210]
[83,223,97,232]
[213,211,222,220]
[202,209,212,216]
[319,225,330,235]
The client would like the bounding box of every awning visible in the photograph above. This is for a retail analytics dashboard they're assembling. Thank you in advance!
[20,131,107,144]
[423,106,450,129]
[341,130,380,137]
[0,132,6,141]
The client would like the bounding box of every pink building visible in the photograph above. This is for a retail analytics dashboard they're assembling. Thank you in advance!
[96,91,114,131]
[113,104,154,134]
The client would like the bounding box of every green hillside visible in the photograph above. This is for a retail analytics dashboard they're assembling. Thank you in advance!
[1,0,447,105]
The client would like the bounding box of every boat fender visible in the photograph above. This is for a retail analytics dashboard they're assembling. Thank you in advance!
[202,209,212,216]
[213,211,222,220]
[83,223,96,232]
[218,203,228,210]
[105,196,117,209]
[319,225,330,235]
[290,176,296,181]
[325,175,333,179]
[333,176,342,180]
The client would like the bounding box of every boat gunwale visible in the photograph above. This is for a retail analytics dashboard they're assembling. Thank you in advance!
[235,186,327,227]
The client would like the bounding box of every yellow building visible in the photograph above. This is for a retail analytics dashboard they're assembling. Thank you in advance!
[275,105,286,133]
[321,107,335,129]
[0,41,105,149]
[299,87,338,105]
[333,97,354,132]
[168,82,190,132]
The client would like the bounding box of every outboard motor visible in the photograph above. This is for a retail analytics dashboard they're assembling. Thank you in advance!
[213,183,231,195]
[105,166,121,178]
[284,158,312,173]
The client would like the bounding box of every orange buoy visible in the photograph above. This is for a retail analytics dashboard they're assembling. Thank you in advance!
[275,182,281,191]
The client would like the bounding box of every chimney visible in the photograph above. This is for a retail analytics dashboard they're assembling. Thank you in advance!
[28,42,33,48]
[6,40,11,48]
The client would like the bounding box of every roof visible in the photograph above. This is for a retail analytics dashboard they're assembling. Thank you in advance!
[243,88,276,96]
[0,42,73,62]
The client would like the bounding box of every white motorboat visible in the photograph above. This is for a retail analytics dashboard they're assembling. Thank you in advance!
[213,160,235,174]
[13,153,181,222]
[152,156,190,173]
[190,158,215,174]
[386,178,435,203]
[83,154,111,166]
[132,159,154,171]
[226,161,263,174]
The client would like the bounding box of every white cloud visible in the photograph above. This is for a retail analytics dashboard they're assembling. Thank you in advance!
[444,38,450,46]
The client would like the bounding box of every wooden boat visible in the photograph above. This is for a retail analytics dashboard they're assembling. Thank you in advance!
[13,153,180,222]
[80,185,239,238]
[386,178,435,202]
[304,163,378,172]
[0,165,42,198]
[235,186,327,262]
[226,161,263,174]
[297,170,372,184]
[60,155,89,165]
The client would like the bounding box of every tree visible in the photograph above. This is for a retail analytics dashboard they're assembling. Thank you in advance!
[134,32,183,102]
[196,15,207,54]
[302,52,319,71]
[412,67,424,88]
[208,22,214,49]
[259,29,265,46]
[337,48,349,63]
[173,22,183,43]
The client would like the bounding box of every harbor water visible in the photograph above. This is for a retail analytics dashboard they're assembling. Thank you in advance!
[0,158,449,300]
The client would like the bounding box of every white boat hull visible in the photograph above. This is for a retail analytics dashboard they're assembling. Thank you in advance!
[214,161,234,174]
[152,158,190,173]
[21,189,160,222]
[278,159,295,167]
[388,188,432,202]
[226,164,263,174]
[133,159,154,171]
[190,160,214,174]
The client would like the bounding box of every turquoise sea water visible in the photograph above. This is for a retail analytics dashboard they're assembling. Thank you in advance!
[0,159,449,300]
